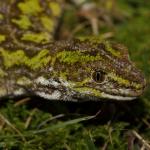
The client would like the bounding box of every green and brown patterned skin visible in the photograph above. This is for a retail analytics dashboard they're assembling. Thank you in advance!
[0,0,146,101]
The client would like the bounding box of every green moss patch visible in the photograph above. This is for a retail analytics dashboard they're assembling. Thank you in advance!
[12,15,32,30]
[40,16,54,32]
[0,49,51,70]
[21,32,51,43]
[49,2,61,17]
[18,0,42,15]
[56,51,103,65]
[105,41,121,57]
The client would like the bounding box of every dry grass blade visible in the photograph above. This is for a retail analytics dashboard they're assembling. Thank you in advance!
[25,108,37,129]
[37,114,65,129]
[31,112,101,134]
[14,97,31,107]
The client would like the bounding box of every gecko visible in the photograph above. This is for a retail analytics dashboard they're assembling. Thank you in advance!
[0,0,146,101]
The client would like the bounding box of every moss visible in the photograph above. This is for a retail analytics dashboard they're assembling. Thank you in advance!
[105,41,121,57]
[21,32,51,43]
[0,35,6,43]
[0,49,51,70]
[56,51,102,65]
[12,15,32,30]
[49,2,61,17]
[40,16,54,32]
[74,87,101,97]
[18,0,42,15]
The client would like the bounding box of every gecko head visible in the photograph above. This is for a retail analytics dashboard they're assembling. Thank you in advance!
[31,40,146,101]
[61,40,146,101]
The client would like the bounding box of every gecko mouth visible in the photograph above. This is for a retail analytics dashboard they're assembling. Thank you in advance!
[99,83,146,100]
[99,74,147,100]
[75,77,146,101]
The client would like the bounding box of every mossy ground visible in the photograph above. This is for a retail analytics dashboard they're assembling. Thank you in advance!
[0,0,150,149]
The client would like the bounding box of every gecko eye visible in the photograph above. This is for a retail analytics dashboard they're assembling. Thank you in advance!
[92,71,105,83]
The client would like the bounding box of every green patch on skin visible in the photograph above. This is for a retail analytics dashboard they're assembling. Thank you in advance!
[108,73,142,89]
[28,49,51,70]
[0,48,51,70]
[105,41,121,57]
[12,15,32,30]
[0,14,4,20]
[49,2,61,17]
[18,0,42,15]
[56,51,103,65]
[0,35,6,43]
[131,82,143,89]
[108,73,130,86]
[40,16,54,32]
[74,87,101,97]
[21,32,51,43]
[0,68,7,77]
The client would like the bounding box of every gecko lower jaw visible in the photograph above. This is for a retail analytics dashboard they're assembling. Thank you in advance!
[101,92,136,101]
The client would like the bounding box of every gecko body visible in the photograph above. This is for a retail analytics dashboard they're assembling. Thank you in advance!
[0,0,146,101]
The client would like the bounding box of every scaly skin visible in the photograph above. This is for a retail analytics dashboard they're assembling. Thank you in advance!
[0,0,146,101]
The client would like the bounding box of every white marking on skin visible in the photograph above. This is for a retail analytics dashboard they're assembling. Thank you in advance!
[17,77,32,85]
[102,88,132,95]
[118,89,131,95]
[35,76,59,87]
[101,92,136,101]
[36,90,61,100]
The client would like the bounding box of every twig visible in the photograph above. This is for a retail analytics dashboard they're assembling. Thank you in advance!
[142,118,150,129]
[132,130,150,150]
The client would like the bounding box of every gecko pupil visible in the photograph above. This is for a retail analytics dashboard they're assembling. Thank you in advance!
[96,72,101,81]
[92,71,105,83]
